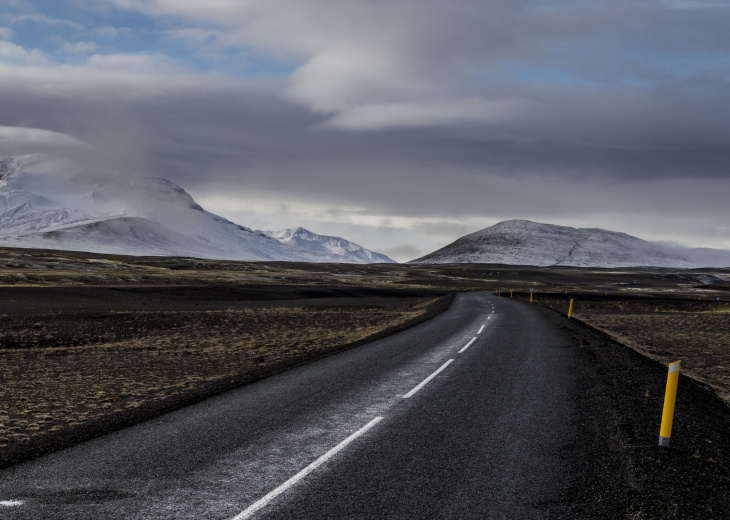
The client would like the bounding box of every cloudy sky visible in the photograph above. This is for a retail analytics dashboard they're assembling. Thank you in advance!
[1,0,729,261]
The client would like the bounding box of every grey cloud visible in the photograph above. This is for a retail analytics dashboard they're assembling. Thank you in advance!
[1,0,730,251]
[1,64,728,197]
[410,221,481,239]
[0,125,90,156]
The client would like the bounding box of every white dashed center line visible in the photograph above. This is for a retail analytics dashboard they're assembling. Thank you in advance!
[232,417,383,520]
[231,296,493,518]
[0,501,23,507]
[458,337,477,354]
[403,359,454,398]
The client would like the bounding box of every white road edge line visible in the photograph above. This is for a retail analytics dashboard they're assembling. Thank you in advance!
[0,501,24,507]
[458,337,477,354]
[403,359,454,398]
[477,325,485,334]
[231,417,383,520]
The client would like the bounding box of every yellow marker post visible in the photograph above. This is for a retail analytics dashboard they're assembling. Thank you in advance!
[568,299,574,318]
[659,361,681,447]
[530,292,533,303]
[510,290,513,298]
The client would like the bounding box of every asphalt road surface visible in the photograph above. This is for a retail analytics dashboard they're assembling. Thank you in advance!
[2,292,728,519]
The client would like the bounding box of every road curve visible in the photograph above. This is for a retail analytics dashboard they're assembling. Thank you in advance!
[4,291,726,518]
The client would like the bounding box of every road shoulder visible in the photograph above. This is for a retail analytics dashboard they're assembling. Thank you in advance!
[535,304,730,518]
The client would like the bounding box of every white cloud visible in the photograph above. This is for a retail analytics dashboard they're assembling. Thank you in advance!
[0,41,47,65]
[283,43,437,113]
[322,98,525,131]
[91,0,730,139]
[0,125,90,154]
[0,27,14,41]
[96,0,511,125]
[8,14,83,29]
[62,41,98,54]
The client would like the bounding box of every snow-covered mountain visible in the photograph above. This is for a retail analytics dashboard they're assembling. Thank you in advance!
[263,227,395,264]
[411,219,730,268]
[0,154,392,263]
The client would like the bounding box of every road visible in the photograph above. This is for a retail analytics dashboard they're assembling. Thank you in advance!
[0,292,638,518]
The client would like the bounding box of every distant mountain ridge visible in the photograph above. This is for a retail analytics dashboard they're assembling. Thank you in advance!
[262,227,395,264]
[0,154,393,263]
[411,219,730,267]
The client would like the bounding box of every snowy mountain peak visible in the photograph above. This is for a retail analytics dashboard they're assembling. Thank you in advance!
[270,227,311,240]
[411,220,730,268]
[263,227,396,264]
[0,154,394,263]
[137,177,204,211]
[0,157,19,186]
[490,219,539,230]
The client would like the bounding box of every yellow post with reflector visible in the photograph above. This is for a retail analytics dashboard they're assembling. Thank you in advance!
[659,361,681,447]
[530,292,533,303]
[568,299,574,318]
[510,290,513,298]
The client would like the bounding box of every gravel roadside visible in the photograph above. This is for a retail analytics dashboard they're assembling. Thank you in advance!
[536,304,730,519]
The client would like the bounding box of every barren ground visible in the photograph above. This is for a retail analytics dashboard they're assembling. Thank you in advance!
[1,246,729,468]
[525,294,730,405]
[0,282,450,467]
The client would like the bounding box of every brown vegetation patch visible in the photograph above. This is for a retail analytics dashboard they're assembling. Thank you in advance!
[534,296,730,406]
[0,297,442,456]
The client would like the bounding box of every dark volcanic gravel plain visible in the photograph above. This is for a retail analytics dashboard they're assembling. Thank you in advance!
[534,304,730,519]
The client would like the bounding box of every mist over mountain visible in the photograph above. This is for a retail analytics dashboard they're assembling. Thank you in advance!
[2,156,727,268]
[0,155,393,264]
[411,220,730,268]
